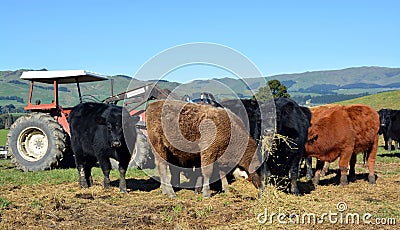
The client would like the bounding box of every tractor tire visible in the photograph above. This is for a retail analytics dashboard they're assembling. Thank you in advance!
[7,113,67,171]
[111,129,154,169]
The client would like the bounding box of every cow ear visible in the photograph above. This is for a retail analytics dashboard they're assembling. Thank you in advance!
[95,116,107,125]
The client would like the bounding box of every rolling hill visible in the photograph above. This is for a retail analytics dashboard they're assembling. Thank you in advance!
[336,90,400,110]
[1,66,400,109]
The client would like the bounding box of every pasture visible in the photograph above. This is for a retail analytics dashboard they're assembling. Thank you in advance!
[0,146,399,229]
[0,129,8,146]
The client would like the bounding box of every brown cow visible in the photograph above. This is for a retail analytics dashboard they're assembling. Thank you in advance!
[306,104,379,186]
[146,100,261,198]
[309,104,342,176]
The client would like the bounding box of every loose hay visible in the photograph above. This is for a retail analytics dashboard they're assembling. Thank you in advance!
[261,133,298,159]
[1,152,400,229]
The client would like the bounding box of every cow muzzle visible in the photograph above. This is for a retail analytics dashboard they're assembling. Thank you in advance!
[111,140,121,148]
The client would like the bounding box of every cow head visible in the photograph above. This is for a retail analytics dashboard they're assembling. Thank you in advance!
[95,108,140,149]
[95,115,124,148]
[274,98,296,135]
[379,109,392,128]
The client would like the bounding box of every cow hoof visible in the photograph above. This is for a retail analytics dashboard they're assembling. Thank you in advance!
[368,174,376,184]
[194,187,202,194]
[162,186,176,198]
[340,176,348,185]
[312,176,320,186]
[79,179,89,188]
[168,193,176,198]
[79,184,89,189]
[120,188,128,193]
[291,188,300,195]
[202,190,211,198]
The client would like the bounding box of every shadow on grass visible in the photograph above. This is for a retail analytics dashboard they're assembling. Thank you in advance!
[317,172,378,186]
[378,152,400,158]
[111,177,160,192]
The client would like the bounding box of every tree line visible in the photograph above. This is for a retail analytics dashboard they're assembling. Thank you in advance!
[0,95,24,103]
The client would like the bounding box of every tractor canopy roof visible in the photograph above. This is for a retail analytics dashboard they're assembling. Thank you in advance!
[20,70,108,84]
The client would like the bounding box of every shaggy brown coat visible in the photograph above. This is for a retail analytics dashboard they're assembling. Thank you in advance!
[305,104,379,185]
[146,100,261,198]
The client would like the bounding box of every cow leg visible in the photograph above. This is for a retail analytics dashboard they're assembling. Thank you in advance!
[338,156,352,186]
[201,165,214,198]
[383,134,388,150]
[156,157,176,198]
[98,157,112,189]
[313,159,325,186]
[320,162,330,177]
[349,154,357,182]
[305,157,313,180]
[77,164,88,188]
[289,156,301,194]
[170,166,181,189]
[258,162,271,198]
[395,141,399,151]
[219,170,229,193]
[117,161,129,193]
[74,154,90,188]
[118,165,127,193]
[84,157,96,187]
[194,167,203,194]
[388,137,393,152]
[367,138,378,185]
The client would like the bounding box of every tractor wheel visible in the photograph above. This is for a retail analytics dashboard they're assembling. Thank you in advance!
[7,113,67,171]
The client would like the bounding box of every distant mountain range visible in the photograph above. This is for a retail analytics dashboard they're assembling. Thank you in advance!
[1,66,400,108]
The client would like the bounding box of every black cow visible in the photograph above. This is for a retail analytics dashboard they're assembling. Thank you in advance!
[222,98,312,194]
[221,99,263,141]
[68,102,139,193]
[378,109,399,151]
[262,97,312,194]
[387,110,400,151]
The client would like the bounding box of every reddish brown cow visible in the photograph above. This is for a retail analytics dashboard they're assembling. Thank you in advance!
[306,104,379,185]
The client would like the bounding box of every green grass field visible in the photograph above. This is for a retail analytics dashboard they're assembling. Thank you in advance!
[0,129,8,146]
[337,90,400,110]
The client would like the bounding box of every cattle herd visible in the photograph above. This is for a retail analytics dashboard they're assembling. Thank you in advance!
[67,97,391,197]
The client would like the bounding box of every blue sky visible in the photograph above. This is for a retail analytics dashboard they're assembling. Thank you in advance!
[1,0,399,83]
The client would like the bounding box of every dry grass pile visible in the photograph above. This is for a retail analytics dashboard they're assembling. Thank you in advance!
[1,149,399,229]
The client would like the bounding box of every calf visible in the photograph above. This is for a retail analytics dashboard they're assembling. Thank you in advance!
[68,102,139,193]
[306,104,379,185]
[146,100,261,198]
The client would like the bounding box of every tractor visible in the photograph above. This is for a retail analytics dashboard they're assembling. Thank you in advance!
[6,70,176,171]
